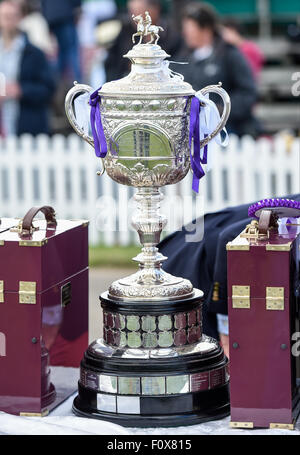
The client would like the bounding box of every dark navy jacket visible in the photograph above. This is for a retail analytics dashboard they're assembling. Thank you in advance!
[174,38,258,136]
[159,203,250,339]
[159,194,300,339]
[17,39,55,136]
[41,0,82,27]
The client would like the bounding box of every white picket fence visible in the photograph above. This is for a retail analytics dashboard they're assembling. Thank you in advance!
[0,133,299,245]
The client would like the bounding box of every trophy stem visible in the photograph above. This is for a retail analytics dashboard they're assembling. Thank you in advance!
[131,187,167,279]
[108,186,194,300]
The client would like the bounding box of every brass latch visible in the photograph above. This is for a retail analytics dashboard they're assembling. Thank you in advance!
[10,220,39,235]
[240,220,268,240]
[212,281,219,301]
[232,285,250,308]
[0,281,3,303]
[266,287,284,310]
[19,281,36,304]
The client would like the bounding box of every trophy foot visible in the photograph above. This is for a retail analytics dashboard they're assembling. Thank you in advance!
[73,291,230,428]
[108,268,194,301]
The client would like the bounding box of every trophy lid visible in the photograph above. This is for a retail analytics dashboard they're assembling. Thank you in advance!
[100,12,194,97]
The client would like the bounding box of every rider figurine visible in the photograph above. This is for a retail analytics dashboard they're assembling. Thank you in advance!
[144,11,152,36]
[131,12,163,45]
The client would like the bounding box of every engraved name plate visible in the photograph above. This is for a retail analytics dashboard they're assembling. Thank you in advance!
[142,376,165,395]
[118,376,141,395]
[97,393,116,412]
[190,372,209,392]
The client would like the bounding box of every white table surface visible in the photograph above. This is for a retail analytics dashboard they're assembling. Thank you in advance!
[1,392,300,435]
[0,367,299,435]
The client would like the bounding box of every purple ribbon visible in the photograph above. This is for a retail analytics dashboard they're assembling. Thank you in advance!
[89,89,208,193]
[189,96,205,193]
[89,88,108,158]
[202,137,208,164]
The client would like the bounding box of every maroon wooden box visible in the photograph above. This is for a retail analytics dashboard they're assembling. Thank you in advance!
[227,222,300,429]
[0,215,89,416]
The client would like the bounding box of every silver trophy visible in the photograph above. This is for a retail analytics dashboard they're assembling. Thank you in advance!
[65,13,231,426]
[65,13,230,302]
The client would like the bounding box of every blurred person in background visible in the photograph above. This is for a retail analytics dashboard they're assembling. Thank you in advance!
[177,2,259,137]
[0,0,55,136]
[222,18,265,80]
[287,17,300,65]
[19,0,55,57]
[89,19,122,88]
[77,0,117,82]
[41,0,82,82]
[104,0,181,82]
[78,0,117,49]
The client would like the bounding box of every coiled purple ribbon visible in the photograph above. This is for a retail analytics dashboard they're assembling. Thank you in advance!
[189,96,208,193]
[89,88,108,158]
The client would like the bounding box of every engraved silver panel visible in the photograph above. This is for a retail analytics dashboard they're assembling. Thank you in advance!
[141,315,156,332]
[142,332,158,348]
[141,376,165,395]
[118,376,141,395]
[166,375,190,394]
[99,375,118,394]
[158,331,173,347]
[126,315,140,331]
[97,393,116,412]
[158,315,172,331]
[117,396,141,414]
[127,331,142,348]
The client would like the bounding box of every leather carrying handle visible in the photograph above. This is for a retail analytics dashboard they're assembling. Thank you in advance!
[21,206,57,235]
[258,209,278,235]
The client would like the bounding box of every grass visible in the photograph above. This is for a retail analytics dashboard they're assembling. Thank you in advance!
[89,244,140,268]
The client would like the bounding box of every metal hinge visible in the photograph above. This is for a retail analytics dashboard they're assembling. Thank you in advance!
[19,281,36,304]
[266,243,291,251]
[0,281,3,303]
[232,285,250,309]
[230,421,254,429]
[226,243,250,251]
[20,410,49,417]
[269,421,295,430]
[266,287,284,310]
[19,239,48,247]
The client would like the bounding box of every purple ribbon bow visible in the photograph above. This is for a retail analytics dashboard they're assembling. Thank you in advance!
[189,96,208,193]
[89,88,108,158]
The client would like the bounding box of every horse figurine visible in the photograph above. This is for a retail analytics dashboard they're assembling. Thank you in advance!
[132,12,164,45]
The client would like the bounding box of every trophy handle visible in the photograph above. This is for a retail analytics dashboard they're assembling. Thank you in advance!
[65,82,105,176]
[198,82,231,149]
